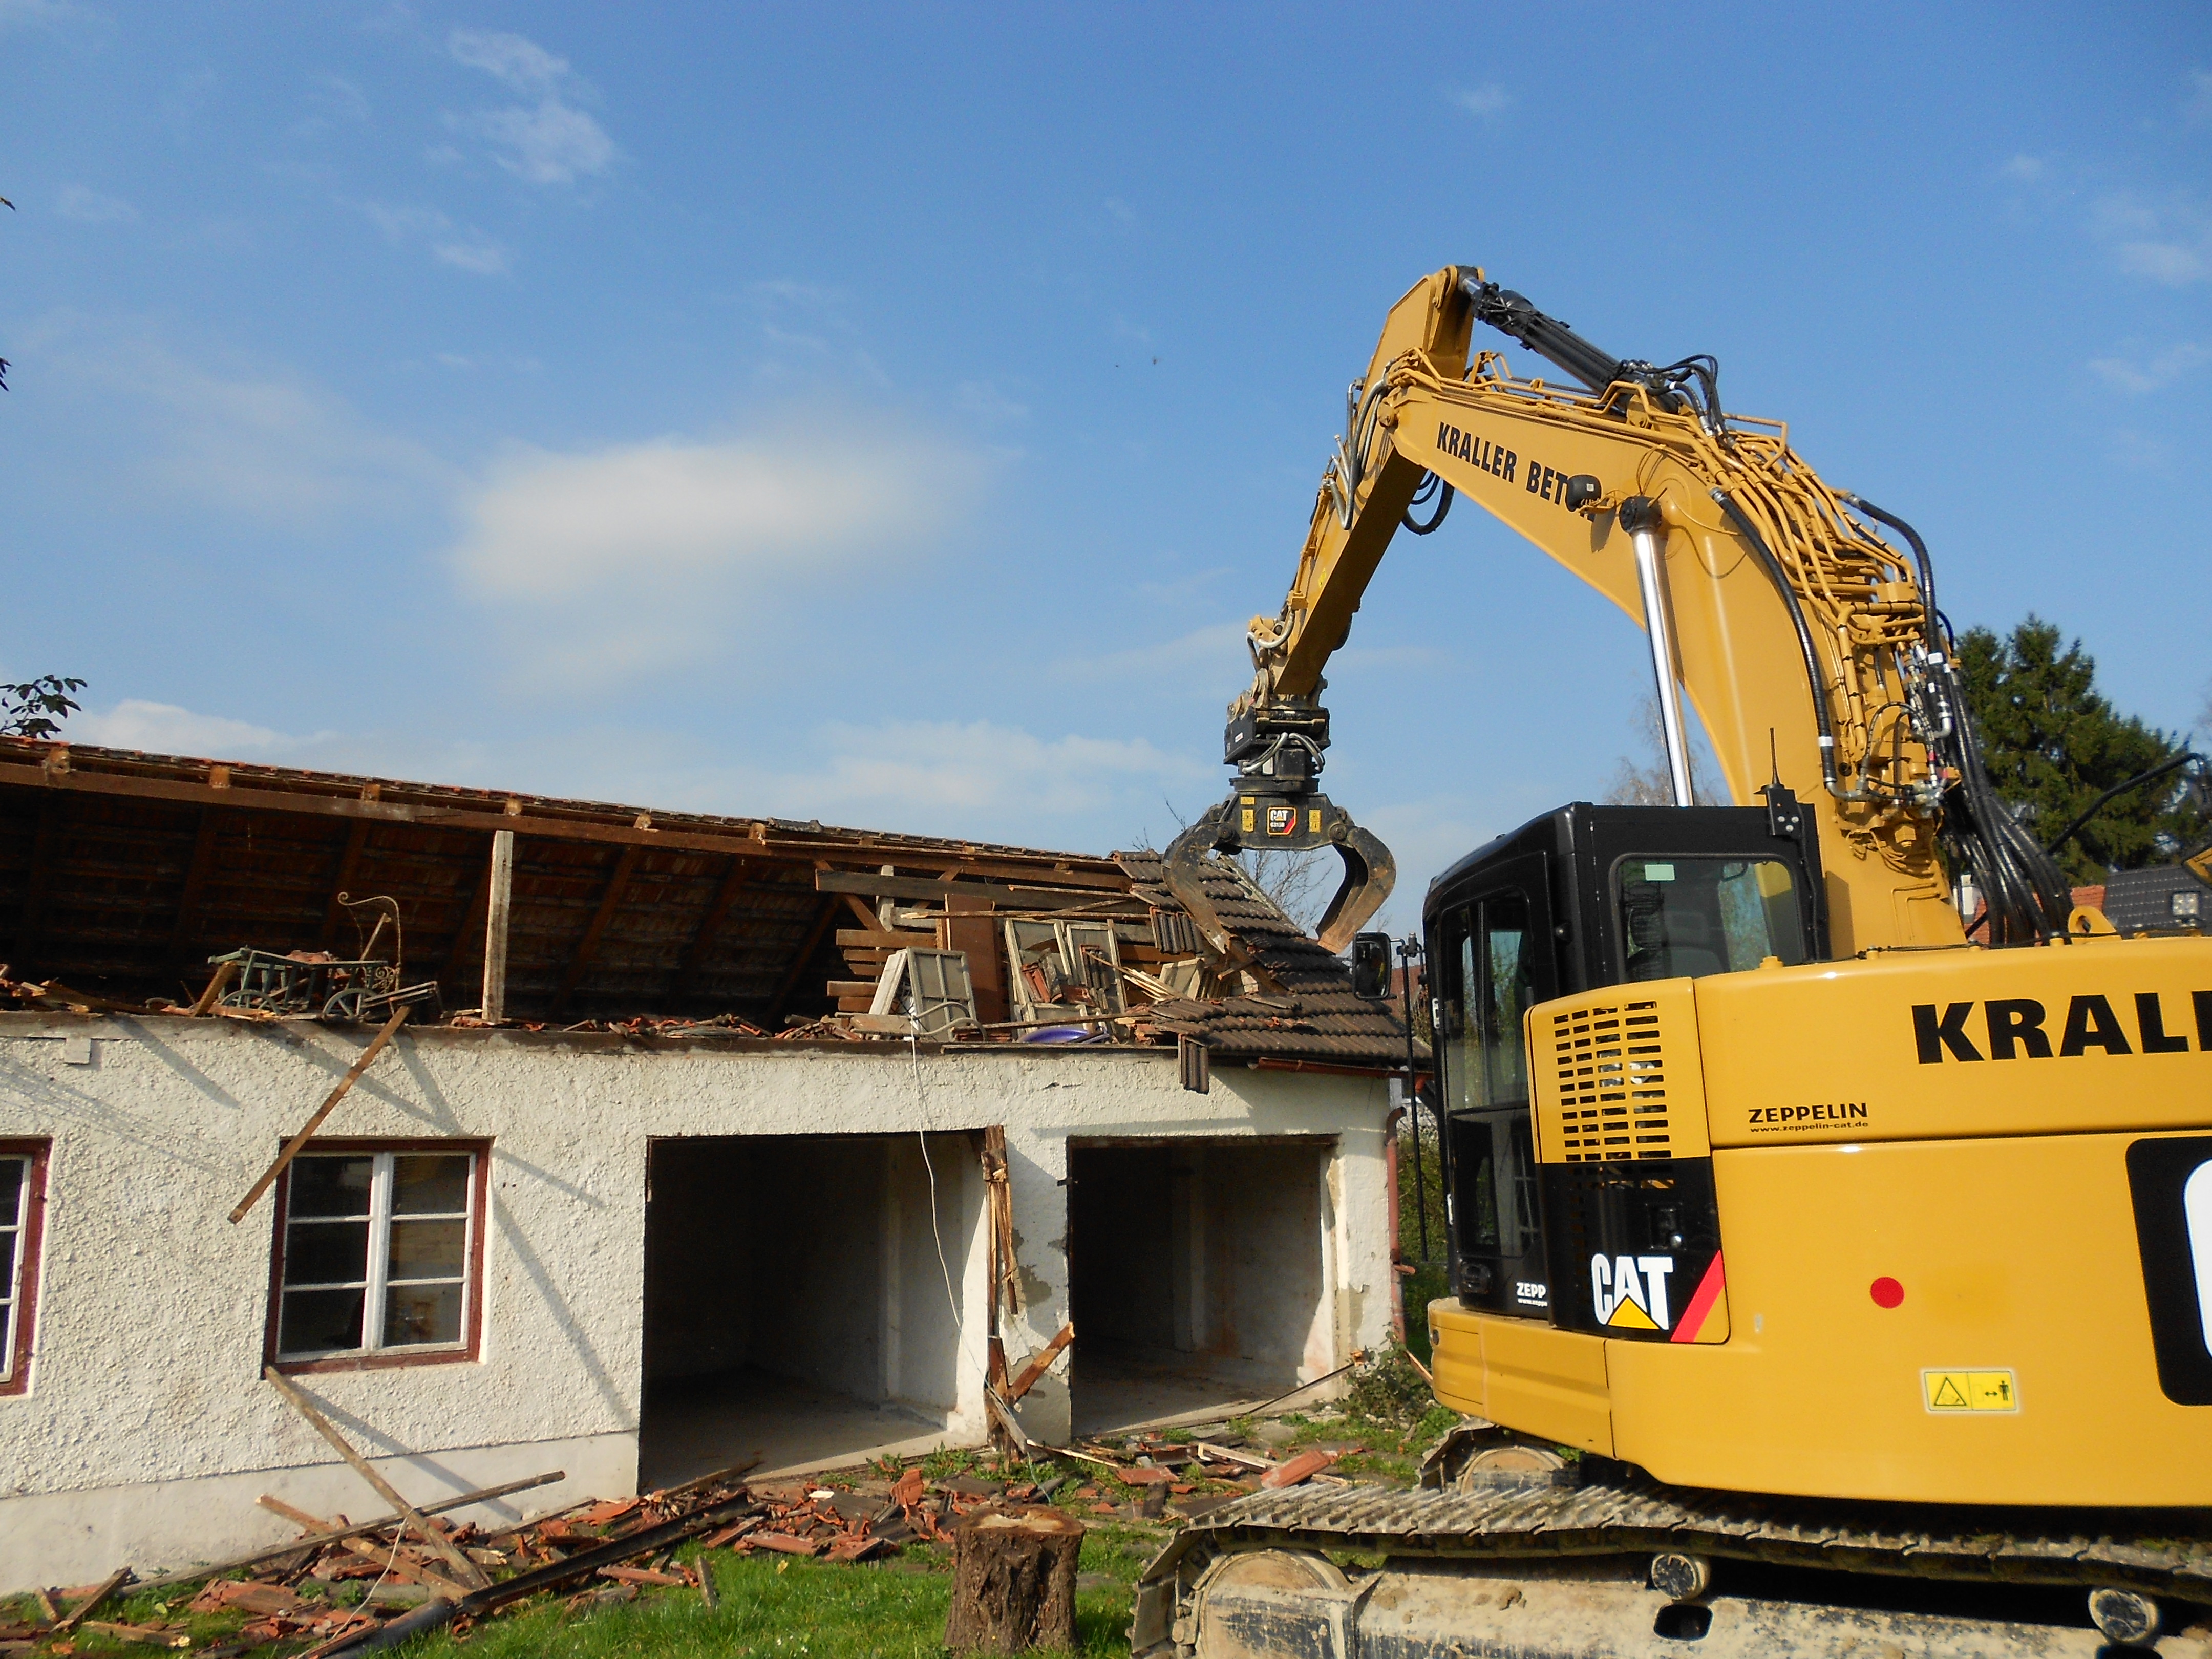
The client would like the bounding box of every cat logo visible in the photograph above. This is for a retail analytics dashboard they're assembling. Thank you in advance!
[1265,805,1298,835]
[1591,1253,1675,1331]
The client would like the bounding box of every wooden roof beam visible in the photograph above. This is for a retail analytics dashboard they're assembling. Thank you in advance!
[550,845,641,1016]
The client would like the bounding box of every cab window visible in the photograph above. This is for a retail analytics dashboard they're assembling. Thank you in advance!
[1615,856,1805,981]
[1442,891,1542,1261]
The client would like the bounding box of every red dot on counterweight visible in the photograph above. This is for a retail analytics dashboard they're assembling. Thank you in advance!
[1870,1277,1904,1308]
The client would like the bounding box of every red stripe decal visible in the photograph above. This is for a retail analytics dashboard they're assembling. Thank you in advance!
[1669,1251,1727,1344]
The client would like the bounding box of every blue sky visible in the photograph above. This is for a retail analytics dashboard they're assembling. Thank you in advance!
[5,1,2208,930]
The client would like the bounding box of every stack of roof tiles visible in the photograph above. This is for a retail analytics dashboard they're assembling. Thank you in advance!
[1114,849,1424,1067]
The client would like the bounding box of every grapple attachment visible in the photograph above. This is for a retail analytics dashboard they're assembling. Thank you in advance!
[1162,782,1397,956]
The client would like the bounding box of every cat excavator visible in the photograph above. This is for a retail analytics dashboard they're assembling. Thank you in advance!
[1143,268,2212,1655]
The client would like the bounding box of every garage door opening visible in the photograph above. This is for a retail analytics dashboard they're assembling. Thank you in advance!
[638,1132,987,1486]
[1066,1137,1332,1437]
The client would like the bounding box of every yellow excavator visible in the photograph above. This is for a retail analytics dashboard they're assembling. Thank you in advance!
[1144,268,2212,1655]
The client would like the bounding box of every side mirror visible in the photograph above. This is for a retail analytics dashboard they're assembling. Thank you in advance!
[1350,931,1392,1000]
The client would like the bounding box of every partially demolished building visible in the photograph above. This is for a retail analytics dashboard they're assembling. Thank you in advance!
[0,738,1419,1589]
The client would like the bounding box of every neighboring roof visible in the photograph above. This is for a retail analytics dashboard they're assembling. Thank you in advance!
[2098,864,2211,935]
[0,737,1127,1025]
[1115,848,1423,1066]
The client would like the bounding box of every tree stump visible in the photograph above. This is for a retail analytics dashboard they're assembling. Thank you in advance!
[944,1504,1083,1654]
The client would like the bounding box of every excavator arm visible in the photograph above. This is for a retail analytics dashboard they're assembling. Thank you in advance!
[1166,266,2072,957]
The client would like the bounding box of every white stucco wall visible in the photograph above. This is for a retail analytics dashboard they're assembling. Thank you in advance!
[0,1014,1393,1589]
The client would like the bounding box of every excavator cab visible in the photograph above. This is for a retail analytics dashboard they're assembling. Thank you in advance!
[1424,799,1824,1322]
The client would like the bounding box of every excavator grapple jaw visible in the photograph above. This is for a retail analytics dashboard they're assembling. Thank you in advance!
[1162,784,1396,956]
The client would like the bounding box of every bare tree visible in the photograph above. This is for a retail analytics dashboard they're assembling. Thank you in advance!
[1239,847,1331,932]
[1603,693,1715,805]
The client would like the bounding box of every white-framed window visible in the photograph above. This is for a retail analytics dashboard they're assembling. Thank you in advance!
[0,1143,46,1393]
[274,1146,482,1366]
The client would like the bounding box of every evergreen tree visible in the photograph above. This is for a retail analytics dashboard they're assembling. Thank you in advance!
[1955,618,2207,885]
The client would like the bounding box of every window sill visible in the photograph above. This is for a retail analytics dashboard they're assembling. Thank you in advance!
[270,1346,477,1377]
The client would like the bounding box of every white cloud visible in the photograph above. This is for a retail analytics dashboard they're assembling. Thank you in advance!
[1064,621,1246,686]
[433,235,509,275]
[354,200,509,276]
[740,719,1204,822]
[55,183,137,224]
[447,27,614,185]
[1456,84,1512,119]
[42,317,454,523]
[2094,192,2211,285]
[462,98,613,185]
[449,28,570,92]
[955,379,1029,423]
[70,699,324,757]
[2088,342,2210,393]
[449,423,989,680]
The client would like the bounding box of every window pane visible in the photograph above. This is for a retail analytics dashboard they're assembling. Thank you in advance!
[0,1159,22,1230]
[387,1219,465,1282]
[290,1157,374,1218]
[383,1282,463,1348]
[285,1220,370,1286]
[391,1155,471,1216]
[1480,894,1534,1105]
[280,1287,366,1355]
[1618,857,1804,981]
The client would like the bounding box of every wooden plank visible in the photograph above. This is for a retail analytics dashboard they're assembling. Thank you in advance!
[52,1567,130,1634]
[551,844,640,1015]
[133,1470,565,1591]
[834,996,875,1013]
[257,1496,474,1599]
[228,1005,410,1224]
[316,821,371,951]
[481,831,514,1025]
[825,979,882,998]
[816,870,1138,910]
[0,758,1127,882]
[836,929,935,950]
[1005,1322,1075,1403]
[942,891,1007,1026]
[262,1366,490,1589]
[765,892,841,1024]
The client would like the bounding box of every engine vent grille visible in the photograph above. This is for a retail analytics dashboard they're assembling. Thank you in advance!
[1548,999,1673,1162]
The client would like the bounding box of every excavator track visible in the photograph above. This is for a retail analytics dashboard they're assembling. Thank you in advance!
[1133,1478,2212,1658]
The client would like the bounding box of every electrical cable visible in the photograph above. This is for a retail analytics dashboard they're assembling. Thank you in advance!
[2044,751,2201,860]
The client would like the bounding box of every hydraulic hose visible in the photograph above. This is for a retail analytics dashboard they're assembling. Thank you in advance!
[1711,489,1841,796]
[1839,493,1940,652]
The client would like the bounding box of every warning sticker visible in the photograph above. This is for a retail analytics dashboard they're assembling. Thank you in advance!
[1922,1368,2019,1413]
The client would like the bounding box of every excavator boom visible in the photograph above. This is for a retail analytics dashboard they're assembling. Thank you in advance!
[1165,267,2072,958]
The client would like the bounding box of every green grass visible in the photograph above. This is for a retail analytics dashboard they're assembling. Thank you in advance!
[396,1524,1164,1659]
[11,1516,1178,1659]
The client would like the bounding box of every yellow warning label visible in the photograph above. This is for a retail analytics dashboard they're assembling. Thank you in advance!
[1308,809,1322,833]
[1241,809,1254,833]
[1922,1368,2019,1413]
